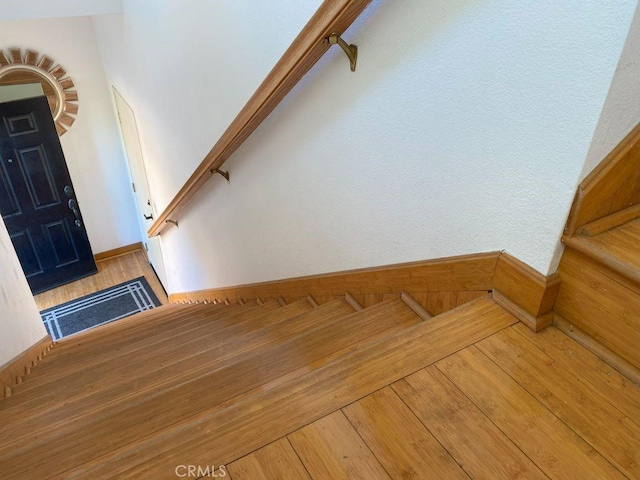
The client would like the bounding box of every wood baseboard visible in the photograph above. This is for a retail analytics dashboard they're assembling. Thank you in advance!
[94,242,143,262]
[0,335,53,399]
[492,290,553,332]
[553,314,640,386]
[169,252,500,309]
[492,252,561,331]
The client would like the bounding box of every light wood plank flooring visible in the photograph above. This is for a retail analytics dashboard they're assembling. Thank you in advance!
[33,249,167,310]
[1,295,637,479]
[229,321,639,480]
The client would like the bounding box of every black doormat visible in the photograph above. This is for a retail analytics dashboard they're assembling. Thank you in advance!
[40,276,161,341]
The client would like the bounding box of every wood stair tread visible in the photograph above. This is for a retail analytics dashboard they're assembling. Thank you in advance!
[0,300,313,421]
[563,217,640,284]
[0,299,349,446]
[33,301,243,366]
[52,301,229,349]
[11,300,279,394]
[47,298,515,479]
[1,297,426,478]
[50,300,246,349]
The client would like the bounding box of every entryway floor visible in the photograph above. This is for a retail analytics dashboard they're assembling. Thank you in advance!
[33,249,168,311]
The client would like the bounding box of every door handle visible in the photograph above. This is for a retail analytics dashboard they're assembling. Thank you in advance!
[144,213,154,220]
[68,199,82,227]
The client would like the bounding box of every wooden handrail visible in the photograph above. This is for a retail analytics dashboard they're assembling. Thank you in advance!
[149,0,374,237]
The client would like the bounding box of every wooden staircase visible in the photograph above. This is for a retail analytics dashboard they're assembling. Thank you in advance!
[553,122,640,383]
[1,286,638,479]
[556,207,640,377]
[0,292,507,479]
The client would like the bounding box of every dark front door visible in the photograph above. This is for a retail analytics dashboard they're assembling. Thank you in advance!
[0,96,96,294]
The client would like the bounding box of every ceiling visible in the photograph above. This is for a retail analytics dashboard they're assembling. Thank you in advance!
[0,0,122,22]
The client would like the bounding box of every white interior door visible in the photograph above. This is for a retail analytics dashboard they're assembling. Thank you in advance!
[113,88,168,290]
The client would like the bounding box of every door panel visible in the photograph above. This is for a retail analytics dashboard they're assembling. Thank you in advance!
[18,145,60,208]
[43,219,80,266]
[0,162,20,217]
[10,230,43,277]
[0,96,96,294]
[4,111,39,136]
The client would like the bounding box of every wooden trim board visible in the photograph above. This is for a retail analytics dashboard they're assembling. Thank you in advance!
[553,314,640,386]
[575,204,640,237]
[148,0,375,237]
[492,290,553,332]
[169,252,500,304]
[492,252,561,331]
[344,292,363,311]
[0,335,52,399]
[400,292,433,321]
[94,243,143,262]
[565,122,640,235]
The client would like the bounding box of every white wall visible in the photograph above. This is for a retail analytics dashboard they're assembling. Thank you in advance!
[547,3,640,272]
[581,3,640,180]
[0,219,47,366]
[0,16,140,254]
[93,0,636,292]
[0,83,44,102]
[0,0,122,22]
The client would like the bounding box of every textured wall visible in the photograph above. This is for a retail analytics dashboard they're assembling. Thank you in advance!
[581,3,640,179]
[0,16,141,254]
[0,220,46,366]
[94,0,635,292]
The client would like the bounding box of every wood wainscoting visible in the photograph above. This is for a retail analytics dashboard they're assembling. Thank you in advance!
[170,252,499,317]
[0,335,52,399]
[170,251,562,326]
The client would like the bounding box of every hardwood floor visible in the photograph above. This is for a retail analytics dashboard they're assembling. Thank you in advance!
[231,322,638,480]
[1,293,637,479]
[33,249,168,311]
